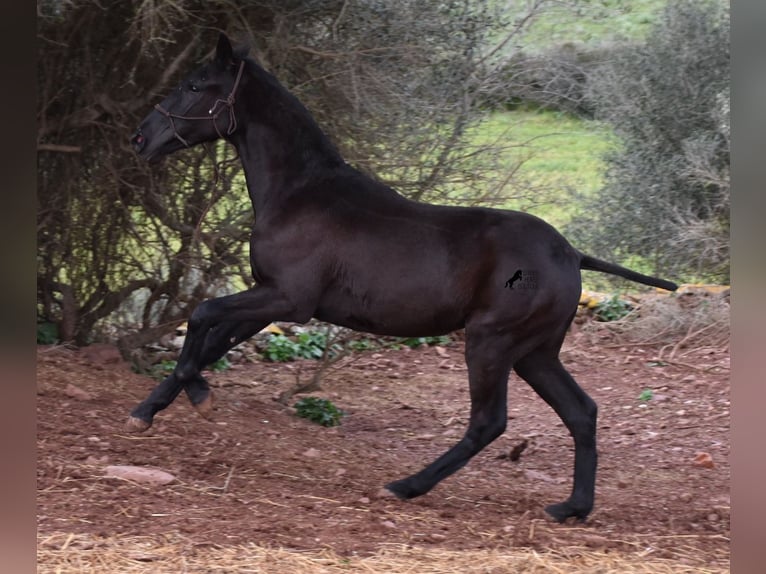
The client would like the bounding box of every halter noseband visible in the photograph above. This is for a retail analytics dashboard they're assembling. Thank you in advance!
[153,60,246,147]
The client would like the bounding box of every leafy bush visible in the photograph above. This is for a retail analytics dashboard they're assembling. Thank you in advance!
[345,338,379,352]
[294,397,344,427]
[37,322,59,345]
[398,335,451,348]
[568,0,730,283]
[264,331,342,362]
[150,360,176,381]
[594,295,633,322]
[209,357,231,372]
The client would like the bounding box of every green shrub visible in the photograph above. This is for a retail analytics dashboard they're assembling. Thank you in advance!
[398,335,451,348]
[594,295,633,322]
[345,338,379,352]
[263,331,338,362]
[150,359,176,381]
[37,322,59,345]
[294,397,344,427]
[209,357,231,372]
[568,0,730,283]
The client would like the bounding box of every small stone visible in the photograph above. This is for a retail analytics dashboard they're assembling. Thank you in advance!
[381,520,396,529]
[104,465,175,485]
[428,533,447,542]
[707,513,720,523]
[302,448,320,458]
[63,383,93,401]
[357,496,370,504]
[692,452,715,469]
[679,492,693,503]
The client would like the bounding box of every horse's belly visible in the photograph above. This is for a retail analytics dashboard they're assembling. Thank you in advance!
[314,285,465,337]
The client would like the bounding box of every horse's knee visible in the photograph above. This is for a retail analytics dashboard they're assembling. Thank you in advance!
[188,300,215,330]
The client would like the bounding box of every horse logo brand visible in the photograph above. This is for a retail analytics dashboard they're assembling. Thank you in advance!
[505,269,538,290]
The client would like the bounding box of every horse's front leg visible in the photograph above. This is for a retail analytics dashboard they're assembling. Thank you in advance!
[126,286,308,432]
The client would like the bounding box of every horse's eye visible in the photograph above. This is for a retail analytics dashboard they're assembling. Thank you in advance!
[189,84,199,92]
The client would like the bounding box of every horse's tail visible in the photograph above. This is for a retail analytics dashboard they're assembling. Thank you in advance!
[578,253,678,291]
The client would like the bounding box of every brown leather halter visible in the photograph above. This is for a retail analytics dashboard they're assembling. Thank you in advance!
[153,60,246,147]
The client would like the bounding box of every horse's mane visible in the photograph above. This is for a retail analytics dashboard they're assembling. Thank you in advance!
[243,58,343,164]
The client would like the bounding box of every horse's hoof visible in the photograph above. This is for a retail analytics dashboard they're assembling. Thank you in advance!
[125,416,152,433]
[384,479,423,500]
[193,392,215,420]
[544,501,591,524]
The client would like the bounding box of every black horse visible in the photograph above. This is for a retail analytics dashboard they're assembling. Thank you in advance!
[129,33,677,523]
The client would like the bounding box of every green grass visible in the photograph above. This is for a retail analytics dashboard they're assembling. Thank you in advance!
[507,0,666,51]
[470,109,614,228]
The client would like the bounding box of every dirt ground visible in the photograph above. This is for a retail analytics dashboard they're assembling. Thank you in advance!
[37,328,730,571]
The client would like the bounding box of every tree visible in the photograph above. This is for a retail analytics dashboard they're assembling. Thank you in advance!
[566,0,730,283]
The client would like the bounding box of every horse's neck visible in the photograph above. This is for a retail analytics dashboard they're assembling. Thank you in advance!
[232,82,342,213]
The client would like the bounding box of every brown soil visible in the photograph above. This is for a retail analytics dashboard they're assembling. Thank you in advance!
[37,332,730,569]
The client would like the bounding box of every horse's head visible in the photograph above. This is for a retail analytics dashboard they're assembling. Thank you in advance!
[131,33,248,161]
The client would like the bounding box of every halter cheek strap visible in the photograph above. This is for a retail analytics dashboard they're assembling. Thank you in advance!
[153,60,246,147]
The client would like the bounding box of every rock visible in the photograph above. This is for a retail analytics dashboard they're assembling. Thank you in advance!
[679,492,693,503]
[434,346,448,358]
[692,452,715,469]
[103,465,175,485]
[63,383,93,401]
[302,448,321,458]
[381,520,397,529]
[427,533,447,542]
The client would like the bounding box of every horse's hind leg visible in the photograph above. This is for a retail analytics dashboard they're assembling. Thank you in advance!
[126,319,267,432]
[513,349,598,522]
[385,328,515,499]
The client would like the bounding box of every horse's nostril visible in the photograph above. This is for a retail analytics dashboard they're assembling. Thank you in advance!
[131,132,146,151]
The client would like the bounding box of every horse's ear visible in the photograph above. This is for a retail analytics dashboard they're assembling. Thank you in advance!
[216,33,249,67]
[215,32,234,66]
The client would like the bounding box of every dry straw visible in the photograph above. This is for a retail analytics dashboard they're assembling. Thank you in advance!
[38,533,728,574]
[581,290,729,357]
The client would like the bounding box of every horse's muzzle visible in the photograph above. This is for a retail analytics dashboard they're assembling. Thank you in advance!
[130,130,147,154]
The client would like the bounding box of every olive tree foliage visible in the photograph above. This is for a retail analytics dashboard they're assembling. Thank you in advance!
[566,0,730,283]
[37,0,558,349]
